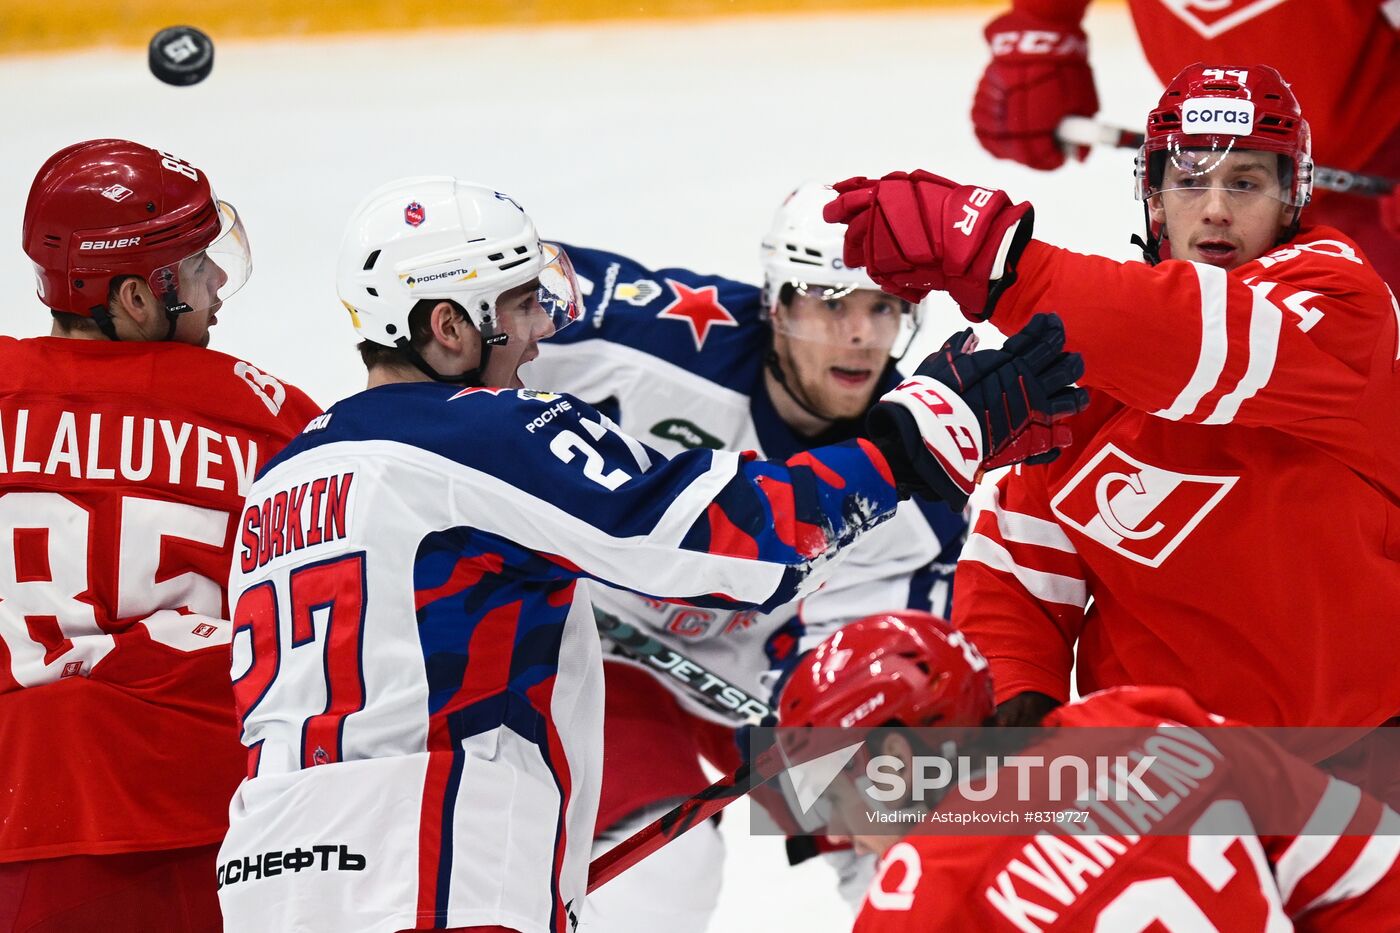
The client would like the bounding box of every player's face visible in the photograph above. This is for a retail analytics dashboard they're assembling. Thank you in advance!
[824,771,901,859]
[169,249,229,347]
[482,278,557,388]
[1149,151,1293,270]
[772,288,901,420]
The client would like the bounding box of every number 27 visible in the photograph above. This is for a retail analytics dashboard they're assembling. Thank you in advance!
[231,551,367,776]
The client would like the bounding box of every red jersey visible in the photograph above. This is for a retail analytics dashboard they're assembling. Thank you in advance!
[955,227,1400,745]
[1016,0,1400,289]
[853,686,1400,932]
[0,337,320,861]
[1020,0,1399,172]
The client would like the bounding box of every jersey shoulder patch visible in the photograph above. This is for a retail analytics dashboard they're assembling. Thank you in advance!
[553,243,769,391]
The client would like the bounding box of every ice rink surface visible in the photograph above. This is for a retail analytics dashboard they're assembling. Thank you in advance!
[0,8,1161,929]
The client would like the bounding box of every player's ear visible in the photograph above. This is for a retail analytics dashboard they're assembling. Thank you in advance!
[1147,193,1167,227]
[428,301,474,351]
[110,276,159,332]
[879,731,915,770]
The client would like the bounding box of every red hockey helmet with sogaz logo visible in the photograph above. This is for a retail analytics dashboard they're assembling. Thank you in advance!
[1135,63,1313,209]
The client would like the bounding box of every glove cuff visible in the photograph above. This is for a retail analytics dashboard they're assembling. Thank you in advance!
[867,376,985,508]
[950,203,1035,322]
[985,10,1090,59]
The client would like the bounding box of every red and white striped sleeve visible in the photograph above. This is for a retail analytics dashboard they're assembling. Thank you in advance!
[953,466,1088,705]
[993,232,1391,461]
[1266,778,1400,929]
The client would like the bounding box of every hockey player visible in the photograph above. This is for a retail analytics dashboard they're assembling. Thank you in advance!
[969,0,1400,289]
[215,175,1087,933]
[824,64,1400,781]
[777,611,1400,930]
[524,182,967,929]
[0,140,320,931]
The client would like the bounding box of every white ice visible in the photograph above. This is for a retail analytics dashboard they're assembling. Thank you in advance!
[0,9,1160,929]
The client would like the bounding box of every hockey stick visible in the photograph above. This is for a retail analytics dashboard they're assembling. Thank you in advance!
[588,740,789,892]
[1057,116,1397,197]
[594,607,775,722]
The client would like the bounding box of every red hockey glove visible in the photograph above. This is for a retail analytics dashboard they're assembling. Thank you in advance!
[866,314,1087,510]
[971,9,1098,171]
[824,170,1034,320]
[1381,184,1400,239]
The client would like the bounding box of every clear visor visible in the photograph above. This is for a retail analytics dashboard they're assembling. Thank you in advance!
[770,281,918,359]
[479,242,582,344]
[1137,141,1302,207]
[148,200,251,316]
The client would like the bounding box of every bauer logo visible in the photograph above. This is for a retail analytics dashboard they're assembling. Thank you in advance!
[1181,98,1255,135]
[404,201,425,227]
[79,237,141,250]
[1050,443,1237,567]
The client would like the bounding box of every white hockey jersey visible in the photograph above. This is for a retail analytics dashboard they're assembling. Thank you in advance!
[526,245,966,727]
[218,381,905,933]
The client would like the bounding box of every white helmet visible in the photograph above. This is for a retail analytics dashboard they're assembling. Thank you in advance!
[761,180,881,299]
[760,181,922,359]
[336,176,579,350]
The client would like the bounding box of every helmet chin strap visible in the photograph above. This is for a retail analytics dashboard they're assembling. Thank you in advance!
[765,342,839,427]
[1135,198,1306,268]
[1133,201,1164,266]
[86,276,189,342]
[396,332,501,386]
[765,338,895,435]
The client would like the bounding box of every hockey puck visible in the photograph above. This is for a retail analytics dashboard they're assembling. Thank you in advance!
[148,26,214,86]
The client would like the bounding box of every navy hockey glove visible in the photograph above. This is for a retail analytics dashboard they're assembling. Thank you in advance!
[866,313,1088,509]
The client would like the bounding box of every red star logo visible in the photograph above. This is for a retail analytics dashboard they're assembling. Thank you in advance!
[656,279,738,350]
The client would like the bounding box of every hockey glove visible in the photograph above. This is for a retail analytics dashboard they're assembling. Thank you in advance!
[971,9,1099,171]
[866,313,1088,509]
[824,169,1034,320]
[995,691,1062,727]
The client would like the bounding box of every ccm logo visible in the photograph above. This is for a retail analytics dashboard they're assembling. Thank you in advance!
[989,30,1087,57]
[953,188,997,237]
[79,237,141,250]
[841,692,885,728]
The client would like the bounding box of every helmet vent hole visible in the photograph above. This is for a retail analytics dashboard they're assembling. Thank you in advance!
[514,246,528,255]
[487,252,504,261]
[499,257,530,271]
[365,287,378,297]
[363,249,380,271]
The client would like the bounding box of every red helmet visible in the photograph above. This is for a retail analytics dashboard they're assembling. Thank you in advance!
[778,611,995,731]
[22,139,250,326]
[1135,63,1313,210]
